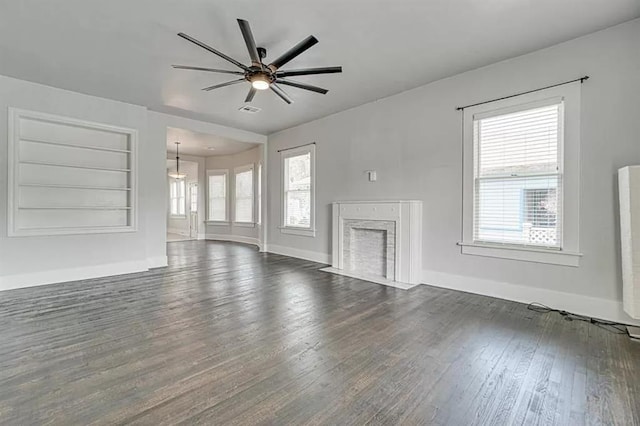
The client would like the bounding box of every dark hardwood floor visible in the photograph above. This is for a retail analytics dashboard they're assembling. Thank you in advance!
[1,241,639,425]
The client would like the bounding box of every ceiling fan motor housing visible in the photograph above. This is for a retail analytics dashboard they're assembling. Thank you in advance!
[246,68,275,85]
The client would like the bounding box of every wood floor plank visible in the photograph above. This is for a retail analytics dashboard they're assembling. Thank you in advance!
[0,240,639,425]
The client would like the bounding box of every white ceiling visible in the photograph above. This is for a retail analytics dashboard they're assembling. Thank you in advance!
[167,127,259,157]
[0,1,638,135]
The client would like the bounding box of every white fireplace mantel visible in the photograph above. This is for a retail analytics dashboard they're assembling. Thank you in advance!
[325,200,423,288]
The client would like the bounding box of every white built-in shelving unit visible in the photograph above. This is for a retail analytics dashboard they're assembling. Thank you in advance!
[7,108,137,236]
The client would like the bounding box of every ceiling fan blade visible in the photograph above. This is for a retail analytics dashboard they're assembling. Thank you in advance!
[202,79,245,91]
[270,84,293,104]
[172,65,244,75]
[245,87,257,103]
[277,79,328,94]
[178,32,249,71]
[237,19,261,65]
[276,66,342,77]
[268,36,318,71]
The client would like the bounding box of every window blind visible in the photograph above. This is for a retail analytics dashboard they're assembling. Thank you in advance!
[208,174,226,221]
[473,103,563,248]
[235,168,254,223]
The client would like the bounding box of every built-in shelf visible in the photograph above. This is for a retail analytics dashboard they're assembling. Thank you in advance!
[20,137,131,153]
[19,206,132,210]
[20,160,130,173]
[22,223,131,232]
[8,108,137,236]
[35,224,126,229]
[19,183,132,191]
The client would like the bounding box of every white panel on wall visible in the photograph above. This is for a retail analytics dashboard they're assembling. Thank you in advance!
[20,140,129,170]
[19,163,130,188]
[619,166,640,319]
[17,209,129,230]
[20,117,130,150]
[19,186,128,208]
[7,108,137,236]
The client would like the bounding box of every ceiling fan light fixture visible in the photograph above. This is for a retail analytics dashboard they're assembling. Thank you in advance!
[174,19,342,104]
[251,75,270,90]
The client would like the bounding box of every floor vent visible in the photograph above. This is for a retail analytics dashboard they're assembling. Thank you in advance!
[238,105,261,113]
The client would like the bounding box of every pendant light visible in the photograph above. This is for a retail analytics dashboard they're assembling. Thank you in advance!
[168,141,186,179]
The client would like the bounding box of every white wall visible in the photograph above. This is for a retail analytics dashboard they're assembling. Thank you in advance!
[0,79,266,290]
[0,74,162,289]
[266,19,640,324]
[205,146,263,247]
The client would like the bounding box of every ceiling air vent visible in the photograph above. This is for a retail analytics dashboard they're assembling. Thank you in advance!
[238,105,261,113]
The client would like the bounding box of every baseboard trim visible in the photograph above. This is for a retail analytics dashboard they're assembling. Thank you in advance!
[147,256,168,269]
[206,233,260,248]
[422,269,640,326]
[0,260,153,292]
[167,228,189,236]
[266,244,331,264]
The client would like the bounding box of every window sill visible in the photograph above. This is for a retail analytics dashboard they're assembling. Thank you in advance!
[170,215,187,219]
[233,222,255,228]
[205,220,230,226]
[280,226,316,237]
[457,242,582,267]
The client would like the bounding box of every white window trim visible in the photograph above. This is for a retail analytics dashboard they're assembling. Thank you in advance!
[257,162,262,226]
[7,108,138,236]
[461,83,582,266]
[233,163,255,225]
[205,169,229,224]
[169,179,187,218]
[280,144,316,237]
[234,222,256,228]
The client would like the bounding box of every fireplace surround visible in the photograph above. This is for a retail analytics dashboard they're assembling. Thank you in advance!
[321,200,422,289]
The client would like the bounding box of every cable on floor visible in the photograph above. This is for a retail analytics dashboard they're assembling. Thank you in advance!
[527,302,629,335]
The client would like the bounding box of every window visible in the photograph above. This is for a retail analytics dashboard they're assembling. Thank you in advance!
[524,188,557,228]
[234,165,254,224]
[170,179,186,217]
[189,183,198,213]
[473,103,562,248]
[461,84,582,266]
[207,170,228,222]
[7,108,137,236]
[257,163,262,225]
[281,144,315,236]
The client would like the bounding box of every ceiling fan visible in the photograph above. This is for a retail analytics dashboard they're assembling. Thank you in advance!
[172,19,342,104]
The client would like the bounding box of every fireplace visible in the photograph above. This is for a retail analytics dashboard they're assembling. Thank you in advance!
[321,200,422,289]
[343,219,396,279]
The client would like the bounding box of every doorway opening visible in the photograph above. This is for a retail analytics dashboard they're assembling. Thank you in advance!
[165,126,265,248]
[167,158,199,242]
